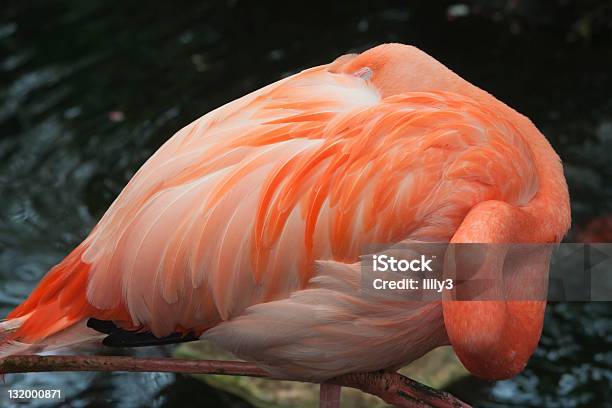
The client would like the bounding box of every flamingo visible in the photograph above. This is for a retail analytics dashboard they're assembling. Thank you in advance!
[1,43,570,401]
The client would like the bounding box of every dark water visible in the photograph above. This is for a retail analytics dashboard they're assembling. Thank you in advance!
[1,1,611,407]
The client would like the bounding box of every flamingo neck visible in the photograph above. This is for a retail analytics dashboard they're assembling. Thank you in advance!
[460,85,571,242]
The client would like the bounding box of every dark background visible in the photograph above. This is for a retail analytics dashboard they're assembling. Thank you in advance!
[1,1,611,407]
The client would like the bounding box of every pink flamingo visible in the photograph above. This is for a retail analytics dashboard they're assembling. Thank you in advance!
[0,43,570,404]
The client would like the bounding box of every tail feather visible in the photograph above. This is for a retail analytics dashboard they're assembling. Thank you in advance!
[0,314,39,358]
[0,319,105,359]
[1,245,129,358]
[0,339,34,359]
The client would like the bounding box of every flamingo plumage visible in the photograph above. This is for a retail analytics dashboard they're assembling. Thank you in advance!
[1,43,570,382]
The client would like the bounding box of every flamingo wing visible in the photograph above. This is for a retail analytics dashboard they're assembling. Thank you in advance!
[80,66,382,332]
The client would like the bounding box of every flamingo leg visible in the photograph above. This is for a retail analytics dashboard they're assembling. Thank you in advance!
[320,382,342,408]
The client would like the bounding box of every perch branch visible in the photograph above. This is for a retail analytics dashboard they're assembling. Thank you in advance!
[0,355,470,408]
